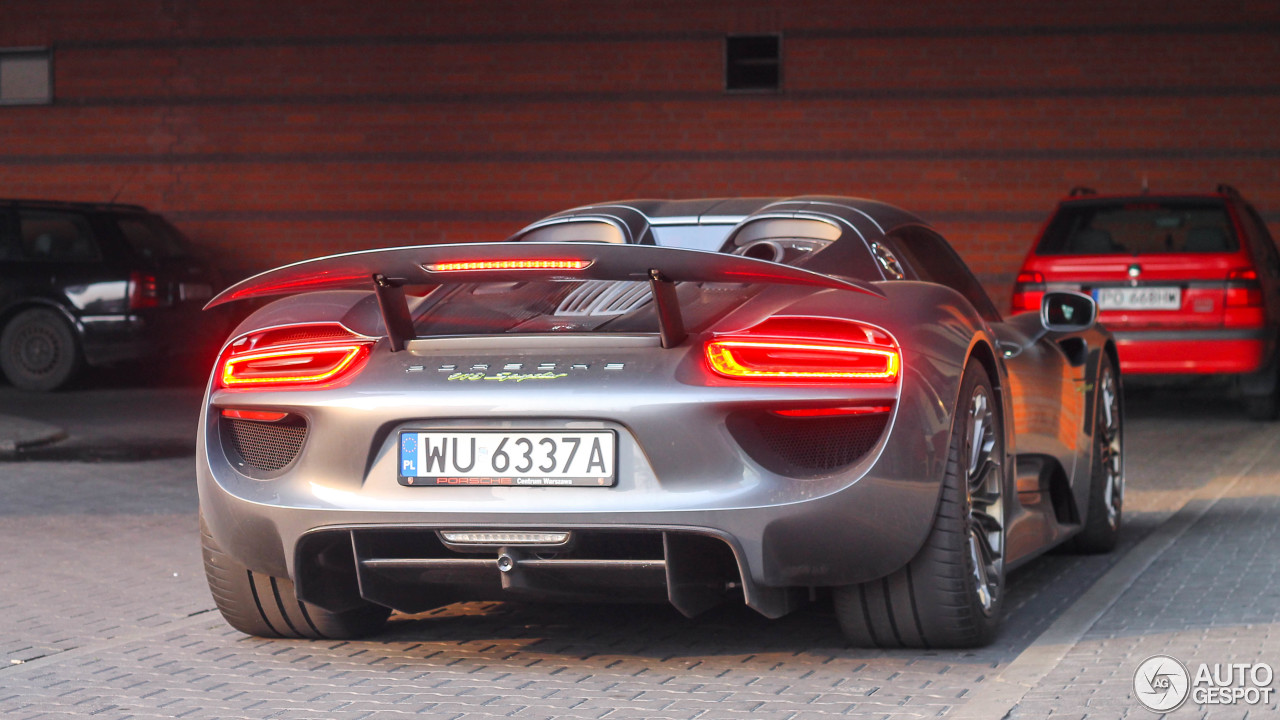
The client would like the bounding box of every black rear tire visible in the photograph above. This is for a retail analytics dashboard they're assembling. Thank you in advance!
[0,308,82,391]
[1071,357,1124,553]
[200,514,390,639]
[834,364,1006,648]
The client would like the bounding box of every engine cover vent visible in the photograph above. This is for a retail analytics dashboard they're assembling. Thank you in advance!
[555,280,650,316]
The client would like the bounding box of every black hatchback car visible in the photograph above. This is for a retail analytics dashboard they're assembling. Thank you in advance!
[0,199,222,390]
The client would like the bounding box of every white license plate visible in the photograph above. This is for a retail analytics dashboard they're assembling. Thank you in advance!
[399,431,616,487]
[1093,286,1181,310]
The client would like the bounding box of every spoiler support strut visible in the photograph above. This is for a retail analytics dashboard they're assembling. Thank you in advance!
[648,269,686,349]
[372,274,416,352]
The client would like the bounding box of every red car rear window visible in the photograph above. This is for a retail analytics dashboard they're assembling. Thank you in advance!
[1036,200,1238,255]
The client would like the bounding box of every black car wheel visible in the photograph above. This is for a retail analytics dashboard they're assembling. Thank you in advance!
[834,364,1006,648]
[0,308,83,391]
[1071,357,1124,553]
[200,513,390,639]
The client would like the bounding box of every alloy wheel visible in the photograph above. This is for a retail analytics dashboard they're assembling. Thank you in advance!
[964,385,1004,615]
[1097,366,1123,529]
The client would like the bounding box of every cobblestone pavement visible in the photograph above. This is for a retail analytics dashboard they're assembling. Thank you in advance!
[0,385,1276,718]
[1006,424,1280,719]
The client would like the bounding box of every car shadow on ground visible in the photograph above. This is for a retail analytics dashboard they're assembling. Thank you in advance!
[0,355,212,393]
[4,438,194,461]
[1122,380,1256,422]
[370,598,970,664]
[351,532,1143,665]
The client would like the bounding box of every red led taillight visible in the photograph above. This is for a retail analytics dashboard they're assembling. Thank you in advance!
[705,318,900,382]
[1011,270,1045,314]
[220,345,369,388]
[1226,268,1263,308]
[220,409,289,422]
[706,340,899,380]
[425,259,591,272]
[215,323,374,390]
[772,405,893,417]
[128,271,161,309]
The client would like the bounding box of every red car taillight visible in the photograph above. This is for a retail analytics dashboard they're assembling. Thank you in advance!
[704,318,900,383]
[128,271,161,309]
[426,259,591,272]
[1226,268,1263,308]
[1010,270,1045,314]
[215,323,374,390]
[771,405,893,417]
[221,409,289,421]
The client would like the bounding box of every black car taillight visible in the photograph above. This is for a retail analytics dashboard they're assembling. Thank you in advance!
[128,271,161,309]
[1011,271,1045,314]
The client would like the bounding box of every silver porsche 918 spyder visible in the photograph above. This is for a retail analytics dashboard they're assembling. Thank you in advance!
[197,196,1124,648]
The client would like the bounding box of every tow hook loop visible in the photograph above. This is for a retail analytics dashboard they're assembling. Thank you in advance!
[497,552,517,573]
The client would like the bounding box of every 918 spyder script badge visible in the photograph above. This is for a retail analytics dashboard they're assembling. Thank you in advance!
[448,371,568,382]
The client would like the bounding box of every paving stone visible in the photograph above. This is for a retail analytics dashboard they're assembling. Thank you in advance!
[1003,424,1280,719]
[0,387,1277,719]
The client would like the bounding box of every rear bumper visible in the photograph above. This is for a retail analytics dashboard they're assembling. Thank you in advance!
[197,442,940,619]
[196,374,947,619]
[1113,328,1271,375]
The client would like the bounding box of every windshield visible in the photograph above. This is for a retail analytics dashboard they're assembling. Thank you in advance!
[410,279,756,336]
[1037,200,1238,255]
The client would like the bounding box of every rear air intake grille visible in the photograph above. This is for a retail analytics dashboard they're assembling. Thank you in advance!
[224,417,308,472]
[727,411,890,478]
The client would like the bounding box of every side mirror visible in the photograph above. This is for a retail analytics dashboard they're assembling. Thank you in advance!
[1041,291,1097,332]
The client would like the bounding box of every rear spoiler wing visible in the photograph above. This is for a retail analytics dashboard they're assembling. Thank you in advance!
[207,241,883,350]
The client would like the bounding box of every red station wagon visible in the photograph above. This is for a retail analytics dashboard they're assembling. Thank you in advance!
[1012,185,1280,419]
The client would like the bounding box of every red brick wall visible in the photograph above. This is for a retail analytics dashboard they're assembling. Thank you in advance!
[3,0,1280,310]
